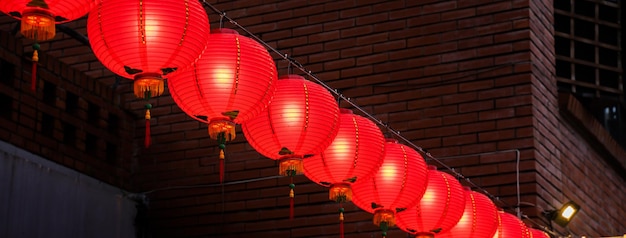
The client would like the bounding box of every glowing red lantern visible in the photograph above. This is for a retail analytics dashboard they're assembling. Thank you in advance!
[0,0,97,41]
[168,28,277,182]
[87,0,210,147]
[492,211,531,238]
[302,109,385,237]
[437,187,499,238]
[242,74,340,218]
[350,139,429,238]
[528,228,550,238]
[395,166,466,238]
[0,0,98,90]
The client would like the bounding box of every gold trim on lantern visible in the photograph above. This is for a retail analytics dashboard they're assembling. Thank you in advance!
[208,119,236,141]
[133,73,165,98]
[329,183,352,202]
[414,232,435,238]
[21,10,56,41]
[279,156,303,176]
[373,209,396,227]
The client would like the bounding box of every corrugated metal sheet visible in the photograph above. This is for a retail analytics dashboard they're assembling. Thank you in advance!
[0,140,135,238]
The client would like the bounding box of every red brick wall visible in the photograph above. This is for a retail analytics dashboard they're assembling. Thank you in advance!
[0,31,135,188]
[133,1,551,237]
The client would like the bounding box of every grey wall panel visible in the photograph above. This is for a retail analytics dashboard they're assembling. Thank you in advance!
[0,140,135,238]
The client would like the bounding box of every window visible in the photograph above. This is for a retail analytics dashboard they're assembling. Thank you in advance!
[555,0,625,148]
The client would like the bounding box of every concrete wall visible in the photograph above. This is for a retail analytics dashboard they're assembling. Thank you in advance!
[0,140,136,238]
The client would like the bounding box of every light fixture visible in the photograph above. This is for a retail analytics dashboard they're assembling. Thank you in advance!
[544,200,580,227]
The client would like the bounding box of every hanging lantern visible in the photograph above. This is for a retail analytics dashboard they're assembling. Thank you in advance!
[168,28,277,183]
[87,0,211,147]
[492,211,531,238]
[437,187,499,238]
[395,166,466,238]
[302,109,386,238]
[242,75,340,219]
[528,228,550,238]
[0,0,98,91]
[350,139,429,238]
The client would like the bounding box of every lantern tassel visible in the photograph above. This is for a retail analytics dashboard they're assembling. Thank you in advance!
[219,151,225,183]
[217,132,227,183]
[289,177,295,220]
[145,108,151,148]
[31,43,40,92]
[339,205,345,238]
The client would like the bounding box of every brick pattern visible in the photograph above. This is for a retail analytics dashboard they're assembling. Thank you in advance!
[0,0,624,237]
[0,31,135,188]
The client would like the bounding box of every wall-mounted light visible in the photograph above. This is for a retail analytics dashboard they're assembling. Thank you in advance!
[544,200,580,227]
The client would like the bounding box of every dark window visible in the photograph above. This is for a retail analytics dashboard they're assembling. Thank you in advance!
[85,133,98,153]
[554,0,625,148]
[106,142,117,164]
[66,92,79,114]
[0,59,15,86]
[88,102,100,124]
[63,122,76,146]
[43,81,56,106]
[41,113,54,137]
[108,113,119,132]
[0,93,12,120]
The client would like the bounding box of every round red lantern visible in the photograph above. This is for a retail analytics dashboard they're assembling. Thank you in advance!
[242,74,340,218]
[395,166,466,238]
[168,28,277,182]
[87,0,210,147]
[493,211,531,238]
[0,0,97,41]
[0,0,98,91]
[302,109,385,237]
[528,228,550,238]
[350,139,429,238]
[88,0,210,98]
[437,187,499,238]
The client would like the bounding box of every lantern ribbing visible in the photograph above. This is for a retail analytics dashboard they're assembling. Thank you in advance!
[242,75,340,219]
[351,139,429,238]
[438,187,499,238]
[493,211,532,238]
[88,0,210,148]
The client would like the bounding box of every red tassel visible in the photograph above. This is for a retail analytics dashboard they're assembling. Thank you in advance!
[289,177,295,220]
[31,50,38,92]
[339,211,345,238]
[144,108,151,148]
[219,153,225,183]
[289,195,294,220]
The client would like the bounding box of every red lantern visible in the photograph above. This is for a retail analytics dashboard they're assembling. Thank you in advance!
[0,0,97,41]
[437,188,499,238]
[168,28,277,182]
[492,211,531,238]
[395,166,466,238]
[302,109,385,238]
[242,75,340,218]
[350,139,429,238]
[0,0,98,91]
[528,228,550,238]
[87,0,210,147]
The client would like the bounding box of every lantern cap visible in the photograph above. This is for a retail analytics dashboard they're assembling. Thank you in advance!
[427,165,438,170]
[211,28,239,34]
[463,186,472,191]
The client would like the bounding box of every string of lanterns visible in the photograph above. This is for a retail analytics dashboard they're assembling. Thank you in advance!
[0,1,555,237]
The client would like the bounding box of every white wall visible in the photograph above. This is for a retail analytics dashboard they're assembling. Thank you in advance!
[0,140,136,238]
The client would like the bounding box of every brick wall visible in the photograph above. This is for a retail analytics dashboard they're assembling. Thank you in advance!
[0,30,135,188]
[133,1,574,237]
